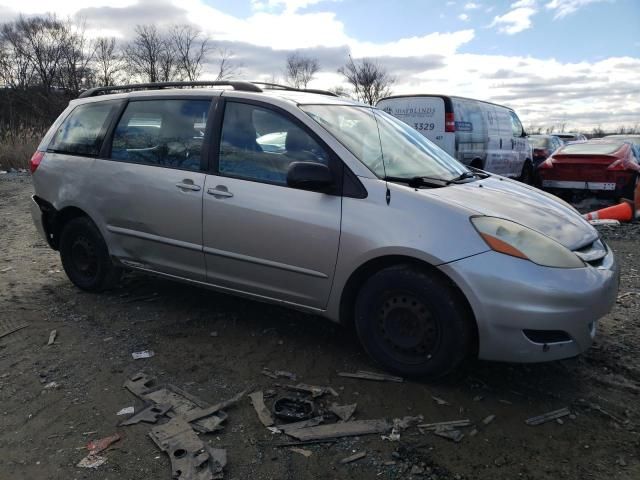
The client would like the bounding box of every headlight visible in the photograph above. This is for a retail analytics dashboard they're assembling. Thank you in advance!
[471,216,585,269]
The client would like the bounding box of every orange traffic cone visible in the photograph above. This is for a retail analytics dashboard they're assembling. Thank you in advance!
[583,201,634,222]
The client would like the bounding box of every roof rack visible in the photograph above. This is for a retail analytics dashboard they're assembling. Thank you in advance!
[78,81,263,98]
[252,82,338,97]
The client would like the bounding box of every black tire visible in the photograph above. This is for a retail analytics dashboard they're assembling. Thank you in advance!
[354,265,473,379]
[519,160,533,185]
[59,216,121,292]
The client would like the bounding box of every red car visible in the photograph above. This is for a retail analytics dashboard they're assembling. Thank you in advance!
[538,140,640,199]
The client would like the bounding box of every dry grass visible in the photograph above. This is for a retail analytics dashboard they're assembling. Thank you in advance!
[0,127,45,170]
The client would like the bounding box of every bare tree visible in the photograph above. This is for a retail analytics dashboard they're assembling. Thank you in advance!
[214,48,240,80]
[170,25,209,81]
[0,28,35,89]
[94,37,124,86]
[327,85,350,98]
[124,25,166,83]
[338,55,394,105]
[58,19,96,94]
[285,52,319,89]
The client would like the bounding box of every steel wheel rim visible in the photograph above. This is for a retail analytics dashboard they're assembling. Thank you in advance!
[70,235,98,279]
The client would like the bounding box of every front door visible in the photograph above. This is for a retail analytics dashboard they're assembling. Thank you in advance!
[93,98,213,281]
[202,100,342,309]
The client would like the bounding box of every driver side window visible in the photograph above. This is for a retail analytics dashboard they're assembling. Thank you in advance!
[219,101,329,185]
[111,99,211,171]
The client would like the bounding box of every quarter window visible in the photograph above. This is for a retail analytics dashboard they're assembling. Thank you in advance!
[219,102,329,185]
[49,101,118,156]
[111,99,211,171]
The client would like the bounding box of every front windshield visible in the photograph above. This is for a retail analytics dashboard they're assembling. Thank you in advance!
[300,104,469,180]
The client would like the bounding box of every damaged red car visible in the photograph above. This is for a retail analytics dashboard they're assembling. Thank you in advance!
[538,140,640,199]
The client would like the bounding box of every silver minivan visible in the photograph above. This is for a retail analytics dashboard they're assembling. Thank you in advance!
[377,94,534,183]
[30,81,619,378]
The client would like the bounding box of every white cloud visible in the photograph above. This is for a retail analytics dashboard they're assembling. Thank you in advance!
[490,1,538,34]
[545,0,610,20]
[458,13,469,21]
[464,2,480,9]
[251,0,339,14]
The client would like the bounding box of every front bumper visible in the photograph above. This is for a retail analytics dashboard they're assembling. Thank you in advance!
[439,245,619,363]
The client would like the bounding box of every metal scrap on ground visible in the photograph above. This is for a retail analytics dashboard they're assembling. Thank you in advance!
[525,407,571,426]
[131,350,155,360]
[290,447,312,458]
[47,329,57,345]
[417,419,471,430]
[276,416,324,434]
[262,367,297,381]
[119,403,172,426]
[77,433,121,469]
[433,427,465,443]
[273,396,315,422]
[337,370,404,383]
[249,391,275,427]
[282,383,339,398]
[285,419,391,441]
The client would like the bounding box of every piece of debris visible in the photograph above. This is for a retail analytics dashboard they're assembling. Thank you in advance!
[0,266,13,273]
[120,403,172,426]
[276,416,324,434]
[589,219,620,226]
[290,447,312,458]
[47,329,57,346]
[149,417,225,480]
[285,419,391,441]
[431,395,450,406]
[340,451,367,464]
[131,350,155,360]
[283,383,339,398]
[87,433,121,455]
[482,414,496,425]
[77,454,107,469]
[338,370,403,383]
[182,386,252,424]
[210,331,218,337]
[249,391,275,427]
[329,403,357,422]
[43,381,60,390]
[262,368,297,381]
[267,427,283,434]
[0,319,29,339]
[469,428,478,437]
[382,426,401,442]
[124,372,157,398]
[525,407,571,426]
[116,406,135,416]
[617,291,640,301]
[433,426,464,443]
[273,396,315,422]
[417,419,471,430]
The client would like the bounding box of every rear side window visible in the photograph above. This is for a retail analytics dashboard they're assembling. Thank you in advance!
[49,101,117,156]
[111,99,211,171]
[509,111,524,137]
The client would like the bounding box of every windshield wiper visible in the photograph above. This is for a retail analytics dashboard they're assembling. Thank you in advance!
[385,176,448,188]
[446,168,491,185]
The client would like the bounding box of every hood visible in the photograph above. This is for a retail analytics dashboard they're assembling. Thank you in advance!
[428,177,598,250]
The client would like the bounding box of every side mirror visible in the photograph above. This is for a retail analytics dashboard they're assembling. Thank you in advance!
[287,161,333,191]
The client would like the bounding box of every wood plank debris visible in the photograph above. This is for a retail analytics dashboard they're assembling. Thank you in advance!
[417,419,471,430]
[248,391,275,427]
[433,427,464,443]
[525,407,571,426]
[283,383,339,398]
[47,329,57,345]
[340,451,367,464]
[285,419,391,441]
[276,416,324,434]
[337,370,403,383]
[482,414,496,425]
[290,447,312,458]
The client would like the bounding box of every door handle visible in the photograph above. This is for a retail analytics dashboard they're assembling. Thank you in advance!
[176,182,201,191]
[207,186,234,198]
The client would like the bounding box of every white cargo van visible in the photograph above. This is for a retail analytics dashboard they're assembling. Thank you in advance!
[376,95,533,182]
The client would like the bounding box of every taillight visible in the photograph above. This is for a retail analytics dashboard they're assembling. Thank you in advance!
[445,112,455,132]
[29,151,45,174]
[607,159,626,170]
[538,158,553,169]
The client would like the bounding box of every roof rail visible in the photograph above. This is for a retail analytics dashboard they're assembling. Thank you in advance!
[251,82,338,97]
[78,81,263,98]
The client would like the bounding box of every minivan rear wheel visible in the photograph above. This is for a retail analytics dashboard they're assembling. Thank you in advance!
[519,161,533,185]
[59,217,121,292]
[354,265,473,379]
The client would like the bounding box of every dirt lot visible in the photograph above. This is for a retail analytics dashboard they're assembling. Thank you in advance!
[1,173,639,480]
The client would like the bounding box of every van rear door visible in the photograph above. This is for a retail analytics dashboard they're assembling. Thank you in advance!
[377,96,454,156]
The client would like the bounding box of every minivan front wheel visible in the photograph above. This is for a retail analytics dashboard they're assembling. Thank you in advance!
[354,265,473,379]
[519,160,534,185]
[59,217,121,292]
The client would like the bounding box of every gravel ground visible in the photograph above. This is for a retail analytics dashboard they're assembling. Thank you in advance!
[1,173,639,480]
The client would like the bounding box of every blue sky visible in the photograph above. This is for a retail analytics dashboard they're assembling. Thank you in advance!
[1,0,639,129]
